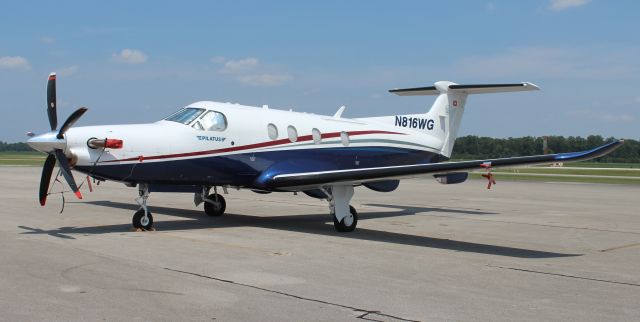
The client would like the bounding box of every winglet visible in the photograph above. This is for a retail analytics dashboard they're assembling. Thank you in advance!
[554,139,624,162]
[333,105,346,118]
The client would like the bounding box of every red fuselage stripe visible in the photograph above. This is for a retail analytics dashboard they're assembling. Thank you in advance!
[102,130,404,163]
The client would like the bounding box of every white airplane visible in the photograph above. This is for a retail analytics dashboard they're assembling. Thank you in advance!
[27,73,623,232]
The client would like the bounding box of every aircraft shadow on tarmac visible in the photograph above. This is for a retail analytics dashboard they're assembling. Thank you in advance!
[18,200,580,259]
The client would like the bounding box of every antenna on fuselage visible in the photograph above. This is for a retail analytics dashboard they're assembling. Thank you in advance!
[333,105,346,118]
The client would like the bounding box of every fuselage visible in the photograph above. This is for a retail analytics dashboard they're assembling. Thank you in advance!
[60,101,445,189]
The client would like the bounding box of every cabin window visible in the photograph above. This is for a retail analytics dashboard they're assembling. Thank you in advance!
[192,110,227,131]
[340,131,350,146]
[312,128,322,144]
[267,123,278,140]
[165,108,205,124]
[287,125,298,142]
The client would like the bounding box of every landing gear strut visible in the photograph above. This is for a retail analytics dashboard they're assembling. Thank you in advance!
[133,183,153,230]
[325,185,358,232]
[202,186,226,217]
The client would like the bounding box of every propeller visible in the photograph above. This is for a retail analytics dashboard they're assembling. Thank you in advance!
[29,73,87,206]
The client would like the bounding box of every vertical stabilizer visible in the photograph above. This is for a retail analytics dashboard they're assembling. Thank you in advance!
[424,81,468,158]
[388,81,538,158]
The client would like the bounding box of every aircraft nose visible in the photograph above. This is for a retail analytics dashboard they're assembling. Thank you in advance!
[27,132,66,153]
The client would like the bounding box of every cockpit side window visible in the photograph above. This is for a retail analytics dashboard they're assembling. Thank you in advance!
[194,110,227,131]
[164,108,205,124]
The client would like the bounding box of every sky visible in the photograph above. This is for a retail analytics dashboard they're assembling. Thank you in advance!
[1,0,638,142]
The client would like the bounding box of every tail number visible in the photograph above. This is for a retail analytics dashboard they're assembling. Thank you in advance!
[395,116,434,130]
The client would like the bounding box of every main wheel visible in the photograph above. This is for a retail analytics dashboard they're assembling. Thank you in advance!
[132,209,154,230]
[333,205,358,232]
[204,193,226,216]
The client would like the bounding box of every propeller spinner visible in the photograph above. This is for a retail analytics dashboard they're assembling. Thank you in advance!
[27,73,87,205]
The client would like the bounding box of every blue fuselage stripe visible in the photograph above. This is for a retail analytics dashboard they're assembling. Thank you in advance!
[75,146,443,188]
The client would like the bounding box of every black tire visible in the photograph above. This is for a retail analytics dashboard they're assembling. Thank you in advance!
[204,193,226,216]
[132,209,154,230]
[333,205,358,232]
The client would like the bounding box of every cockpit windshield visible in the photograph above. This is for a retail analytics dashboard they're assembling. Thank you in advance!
[164,108,205,124]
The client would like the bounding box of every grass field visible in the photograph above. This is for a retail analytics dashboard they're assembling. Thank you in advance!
[0,152,45,166]
[2,151,639,185]
[497,167,640,177]
[469,172,640,185]
[567,162,640,169]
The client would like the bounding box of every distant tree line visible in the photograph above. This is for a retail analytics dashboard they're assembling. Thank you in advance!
[452,135,640,163]
[0,141,33,152]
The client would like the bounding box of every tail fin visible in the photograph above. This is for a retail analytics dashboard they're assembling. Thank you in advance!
[390,82,539,158]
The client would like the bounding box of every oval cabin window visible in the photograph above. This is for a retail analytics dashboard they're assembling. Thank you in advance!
[267,123,278,140]
[340,131,350,146]
[287,125,298,142]
[312,128,322,144]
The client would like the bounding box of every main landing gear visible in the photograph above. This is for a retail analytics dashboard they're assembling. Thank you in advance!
[202,186,226,217]
[325,185,358,232]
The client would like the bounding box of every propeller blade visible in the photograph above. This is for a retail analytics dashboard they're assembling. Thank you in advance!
[39,154,56,206]
[57,107,88,139]
[54,149,83,200]
[47,73,57,131]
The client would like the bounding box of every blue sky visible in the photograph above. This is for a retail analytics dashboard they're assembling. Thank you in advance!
[1,0,638,142]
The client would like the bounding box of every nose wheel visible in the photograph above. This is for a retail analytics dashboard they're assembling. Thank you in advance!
[133,209,154,230]
[132,183,154,230]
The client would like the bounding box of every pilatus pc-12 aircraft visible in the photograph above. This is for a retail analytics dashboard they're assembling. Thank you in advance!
[27,73,623,232]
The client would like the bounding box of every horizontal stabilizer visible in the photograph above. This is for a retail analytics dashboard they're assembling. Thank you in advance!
[389,86,439,96]
[390,82,539,96]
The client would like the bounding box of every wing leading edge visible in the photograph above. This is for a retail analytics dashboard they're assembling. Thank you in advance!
[259,140,624,189]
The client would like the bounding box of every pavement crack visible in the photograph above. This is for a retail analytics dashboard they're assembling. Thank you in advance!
[163,267,419,322]
[488,265,640,287]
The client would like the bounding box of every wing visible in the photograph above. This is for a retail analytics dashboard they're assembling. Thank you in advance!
[258,140,624,189]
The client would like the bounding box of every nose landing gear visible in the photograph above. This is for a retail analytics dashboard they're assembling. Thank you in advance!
[132,183,154,230]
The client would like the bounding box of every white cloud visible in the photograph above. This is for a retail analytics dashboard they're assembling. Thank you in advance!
[111,49,148,64]
[220,57,259,73]
[549,0,590,11]
[0,56,31,71]
[237,74,292,86]
[41,36,55,44]
[57,66,78,77]
[212,56,291,86]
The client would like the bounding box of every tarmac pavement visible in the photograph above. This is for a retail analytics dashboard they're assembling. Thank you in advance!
[1,167,639,321]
